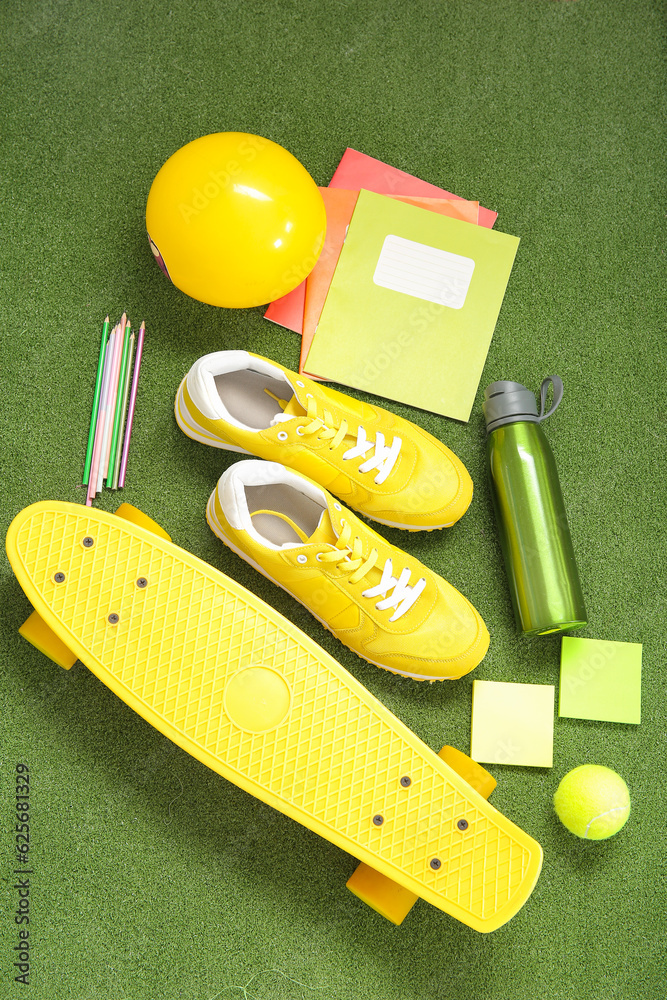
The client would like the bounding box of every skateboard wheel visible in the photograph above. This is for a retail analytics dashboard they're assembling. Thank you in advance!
[438,745,497,800]
[346,861,418,925]
[19,610,77,670]
[115,503,172,542]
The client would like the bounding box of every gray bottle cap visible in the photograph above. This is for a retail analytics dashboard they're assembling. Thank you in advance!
[483,377,563,433]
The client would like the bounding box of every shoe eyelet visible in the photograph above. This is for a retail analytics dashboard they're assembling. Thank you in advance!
[316,553,323,562]
[296,426,305,436]
[306,393,313,398]
[296,554,307,564]
[277,431,289,441]
[334,503,341,511]
[296,380,305,387]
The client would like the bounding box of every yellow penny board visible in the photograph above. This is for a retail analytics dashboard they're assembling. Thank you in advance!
[6,501,542,932]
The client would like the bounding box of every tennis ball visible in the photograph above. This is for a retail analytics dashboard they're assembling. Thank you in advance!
[553,765,630,840]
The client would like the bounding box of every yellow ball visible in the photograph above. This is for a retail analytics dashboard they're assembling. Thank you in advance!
[146,132,326,308]
[553,765,631,840]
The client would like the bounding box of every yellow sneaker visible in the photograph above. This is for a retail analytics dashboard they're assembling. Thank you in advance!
[206,460,489,681]
[176,350,472,530]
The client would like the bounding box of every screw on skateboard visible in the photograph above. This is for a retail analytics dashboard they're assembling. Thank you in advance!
[6,501,542,931]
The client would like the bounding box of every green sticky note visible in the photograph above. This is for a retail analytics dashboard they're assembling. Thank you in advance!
[559,637,642,724]
[471,680,554,768]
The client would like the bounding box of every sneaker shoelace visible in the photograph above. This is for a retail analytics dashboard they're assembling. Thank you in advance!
[273,394,402,486]
[317,518,426,622]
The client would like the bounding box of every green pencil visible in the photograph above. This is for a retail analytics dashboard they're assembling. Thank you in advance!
[111,330,135,489]
[106,323,133,488]
[83,315,110,486]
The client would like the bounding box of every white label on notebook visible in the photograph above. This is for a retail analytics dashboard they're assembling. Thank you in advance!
[373,234,475,310]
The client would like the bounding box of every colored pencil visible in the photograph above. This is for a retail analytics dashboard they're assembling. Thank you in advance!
[118,320,145,488]
[111,330,135,489]
[106,323,133,487]
[83,316,110,486]
[98,313,127,482]
[87,325,115,501]
[99,313,126,488]
[86,325,117,505]
[94,325,119,494]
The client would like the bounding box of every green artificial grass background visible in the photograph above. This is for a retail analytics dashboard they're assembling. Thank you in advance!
[1,1,666,997]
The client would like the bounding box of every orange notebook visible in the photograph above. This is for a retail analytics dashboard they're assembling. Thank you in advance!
[300,190,479,377]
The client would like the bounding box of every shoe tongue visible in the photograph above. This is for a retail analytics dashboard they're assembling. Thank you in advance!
[282,394,306,418]
[268,388,362,451]
[308,508,338,545]
[265,389,306,424]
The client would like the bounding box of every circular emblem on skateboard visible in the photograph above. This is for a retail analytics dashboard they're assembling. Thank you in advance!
[223,666,292,734]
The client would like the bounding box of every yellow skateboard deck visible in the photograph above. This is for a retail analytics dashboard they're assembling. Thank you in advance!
[6,501,542,932]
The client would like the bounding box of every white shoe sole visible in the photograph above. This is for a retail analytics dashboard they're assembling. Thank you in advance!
[364,513,456,531]
[206,491,461,682]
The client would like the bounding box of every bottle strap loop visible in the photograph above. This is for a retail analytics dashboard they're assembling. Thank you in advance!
[538,376,564,422]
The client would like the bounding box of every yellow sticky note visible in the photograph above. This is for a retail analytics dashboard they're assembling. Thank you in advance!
[471,680,555,768]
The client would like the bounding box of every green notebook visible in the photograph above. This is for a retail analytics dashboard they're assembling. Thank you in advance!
[304,190,520,421]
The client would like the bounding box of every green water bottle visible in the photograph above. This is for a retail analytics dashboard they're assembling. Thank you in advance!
[483,376,587,636]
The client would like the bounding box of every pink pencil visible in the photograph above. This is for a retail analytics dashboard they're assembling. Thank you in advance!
[98,314,126,488]
[95,328,121,494]
[86,326,117,505]
[118,320,145,487]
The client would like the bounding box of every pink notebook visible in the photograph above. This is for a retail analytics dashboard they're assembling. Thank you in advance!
[330,148,497,228]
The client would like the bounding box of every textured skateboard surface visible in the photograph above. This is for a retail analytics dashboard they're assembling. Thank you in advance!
[7,501,542,932]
